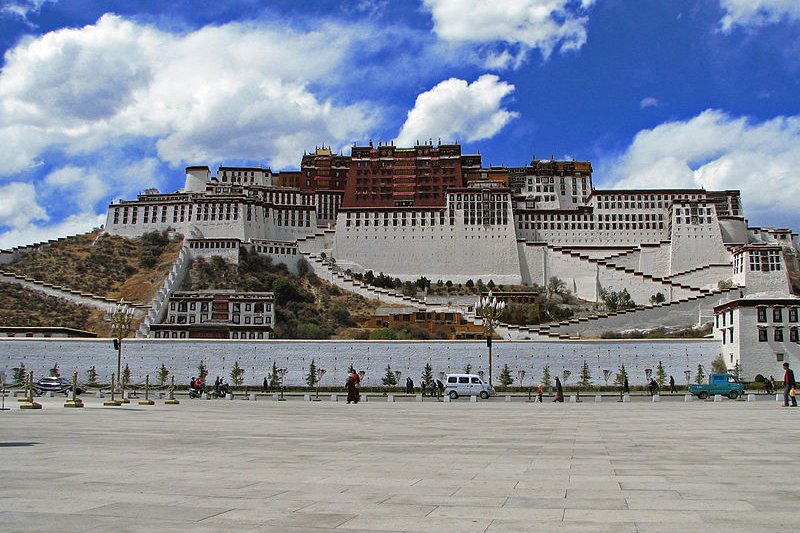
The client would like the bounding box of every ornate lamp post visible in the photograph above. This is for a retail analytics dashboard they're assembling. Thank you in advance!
[602,369,611,387]
[475,291,506,386]
[277,368,288,401]
[684,369,691,388]
[107,300,135,395]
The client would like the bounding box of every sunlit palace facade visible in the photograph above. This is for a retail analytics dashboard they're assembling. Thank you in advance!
[105,141,798,307]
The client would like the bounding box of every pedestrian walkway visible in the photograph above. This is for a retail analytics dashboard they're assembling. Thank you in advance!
[0,396,797,532]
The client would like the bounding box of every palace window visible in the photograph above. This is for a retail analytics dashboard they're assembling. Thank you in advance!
[757,307,767,322]
[758,328,768,342]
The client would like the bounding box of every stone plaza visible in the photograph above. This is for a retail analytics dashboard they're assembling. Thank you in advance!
[1,393,798,532]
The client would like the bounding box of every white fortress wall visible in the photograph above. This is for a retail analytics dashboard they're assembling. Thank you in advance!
[333,211,522,284]
[517,242,546,287]
[603,249,640,270]
[541,248,602,301]
[638,243,672,278]
[596,263,693,304]
[665,264,733,289]
[668,205,730,275]
[719,217,748,245]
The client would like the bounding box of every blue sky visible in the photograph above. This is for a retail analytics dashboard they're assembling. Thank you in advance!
[1,0,799,248]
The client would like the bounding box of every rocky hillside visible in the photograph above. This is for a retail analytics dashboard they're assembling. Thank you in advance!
[0,282,107,331]
[4,230,182,303]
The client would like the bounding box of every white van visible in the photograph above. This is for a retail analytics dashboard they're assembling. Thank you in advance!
[445,373,496,399]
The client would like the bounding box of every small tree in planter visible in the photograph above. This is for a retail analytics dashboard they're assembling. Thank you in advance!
[122,364,132,388]
[421,362,433,386]
[268,361,280,390]
[306,359,319,388]
[711,354,726,374]
[614,365,629,388]
[579,360,592,387]
[86,366,99,387]
[197,360,208,386]
[464,363,472,374]
[499,364,514,390]
[230,360,245,387]
[12,364,26,387]
[157,363,170,386]
[381,364,397,387]
[656,361,667,387]
[541,365,552,389]
[695,364,706,384]
[49,363,60,377]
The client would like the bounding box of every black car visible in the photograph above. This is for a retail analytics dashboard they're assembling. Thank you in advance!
[33,376,84,395]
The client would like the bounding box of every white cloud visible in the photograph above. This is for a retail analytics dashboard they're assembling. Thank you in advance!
[395,75,518,147]
[0,182,48,228]
[639,97,659,109]
[0,14,377,174]
[606,109,800,221]
[719,0,800,31]
[422,0,595,66]
[0,212,106,250]
[0,0,56,24]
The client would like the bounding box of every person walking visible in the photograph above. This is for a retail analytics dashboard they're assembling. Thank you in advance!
[669,375,676,393]
[345,371,359,404]
[783,362,797,407]
[553,376,564,402]
[406,377,414,394]
[536,382,543,403]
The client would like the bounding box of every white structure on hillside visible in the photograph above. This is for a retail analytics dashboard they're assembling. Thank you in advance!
[102,143,800,379]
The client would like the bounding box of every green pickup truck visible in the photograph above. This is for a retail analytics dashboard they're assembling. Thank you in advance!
[689,373,745,400]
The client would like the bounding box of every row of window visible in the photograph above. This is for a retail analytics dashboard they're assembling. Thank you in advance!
[756,307,797,323]
[168,314,272,325]
[153,331,267,339]
[519,222,665,231]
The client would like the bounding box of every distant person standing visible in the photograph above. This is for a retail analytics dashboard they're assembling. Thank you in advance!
[783,362,797,407]
[553,376,564,402]
[406,377,414,394]
[345,371,359,404]
[669,375,676,393]
[537,382,543,403]
[263,376,269,393]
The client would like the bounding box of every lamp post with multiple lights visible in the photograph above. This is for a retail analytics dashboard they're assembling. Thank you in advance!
[107,300,135,396]
[474,291,506,387]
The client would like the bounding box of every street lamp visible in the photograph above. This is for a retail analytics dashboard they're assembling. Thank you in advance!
[277,368,287,400]
[107,300,135,396]
[475,291,506,386]
[684,369,691,388]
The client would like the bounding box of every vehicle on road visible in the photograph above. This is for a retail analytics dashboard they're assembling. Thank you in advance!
[444,373,496,400]
[688,373,744,400]
[33,376,84,396]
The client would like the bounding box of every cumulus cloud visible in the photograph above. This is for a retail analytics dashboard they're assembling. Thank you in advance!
[0,0,56,24]
[423,0,595,67]
[0,182,48,229]
[0,14,377,174]
[394,75,518,146]
[719,0,800,31]
[0,212,106,250]
[606,109,800,221]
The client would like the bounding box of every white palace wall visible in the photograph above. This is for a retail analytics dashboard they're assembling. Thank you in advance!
[638,244,672,278]
[333,214,522,284]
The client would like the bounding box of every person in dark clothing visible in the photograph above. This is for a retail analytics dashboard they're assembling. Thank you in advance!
[669,375,676,393]
[263,376,269,393]
[783,362,797,407]
[345,371,359,404]
[648,378,659,396]
[553,376,564,402]
[764,378,773,394]
[406,377,414,394]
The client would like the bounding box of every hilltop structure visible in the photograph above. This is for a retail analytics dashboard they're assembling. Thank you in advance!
[103,142,800,378]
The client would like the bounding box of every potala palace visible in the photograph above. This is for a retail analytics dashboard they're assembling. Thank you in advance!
[102,142,800,379]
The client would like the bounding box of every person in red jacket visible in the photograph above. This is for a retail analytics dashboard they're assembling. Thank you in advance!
[783,362,796,407]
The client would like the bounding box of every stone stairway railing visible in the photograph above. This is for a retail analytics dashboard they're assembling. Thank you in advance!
[0,230,98,266]
[135,242,190,337]
[499,284,741,340]
[0,270,145,313]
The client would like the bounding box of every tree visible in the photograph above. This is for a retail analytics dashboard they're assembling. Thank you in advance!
[499,364,514,389]
[268,361,280,389]
[711,354,726,374]
[12,363,26,387]
[650,292,666,304]
[541,365,552,389]
[421,362,433,385]
[602,288,635,312]
[656,361,667,387]
[464,363,472,374]
[157,363,170,386]
[230,360,245,387]
[86,366,99,387]
[122,364,131,387]
[487,279,496,290]
[579,360,592,387]
[466,279,474,289]
[733,362,741,381]
[197,360,208,385]
[381,364,397,386]
[614,365,629,387]
[695,364,706,384]
[548,276,567,299]
[306,359,319,388]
